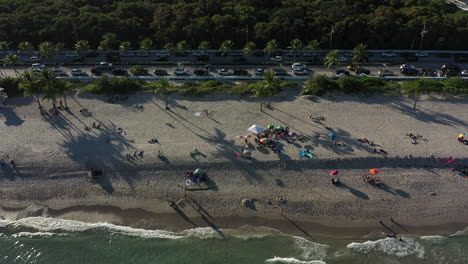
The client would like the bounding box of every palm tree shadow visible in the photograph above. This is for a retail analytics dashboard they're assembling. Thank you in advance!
[0,106,25,126]
[338,183,369,200]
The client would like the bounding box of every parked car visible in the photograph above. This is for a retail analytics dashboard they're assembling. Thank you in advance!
[173,68,189,75]
[355,68,370,75]
[336,70,350,76]
[461,69,468,77]
[440,64,460,77]
[28,56,40,62]
[270,56,283,62]
[153,69,168,76]
[293,68,308,75]
[377,69,394,77]
[71,69,87,76]
[194,69,208,76]
[86,51,100,57]
[415,51,428,57]
[112,69,128,76]
[52,69,67,76]
[97,62,113,70]
[272,68,287,76]
[400,65,418,75]
[233,69,251,76]
[230,51,244,57]
[421,68,438,77]
[31,63,45,71]
[291,63,306,70]
[254,68,265,76]
[252,50,265,57]
[217,68,233,76]
[91,68,103,76]
[381,51,396,57]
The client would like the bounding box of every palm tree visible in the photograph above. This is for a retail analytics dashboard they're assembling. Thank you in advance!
[154,78,171,110]
[74,40,90,53]
[19,70,43,113]
[55,79,72,109]
[176,40,190,55]
[99,33,118,51]
[219,40,234,56]
[119,41,131,53]
[18,41,34,53]
[198,41,210,53]
[288,39,303,62]
[253,80,268,112]
[55,43,65,53]
[403,79,425,110]
[305,40,320,50]
[2,54,20,77]
[38,41,57,59]
[163,42,175,55]
[0,41,9,51]
[265,39,279,56]
[352,43,368,70]
[243,42,256,56]
[38,68,59,114]
[140,38,153,50]
[324,50,340,74]
[262,71,277,106]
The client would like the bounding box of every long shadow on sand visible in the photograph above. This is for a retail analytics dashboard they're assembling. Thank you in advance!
[281,214,311,238]
[338,183,369,200]
[0,106,25,126]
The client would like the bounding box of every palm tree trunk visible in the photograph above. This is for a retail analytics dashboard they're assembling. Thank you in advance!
[165,94,169,110]
[52,99,58,115]
[13,69,19,77]
[63,94,68,108]
[267,95,271,106]
[413,96,418,110]
[260,99,263,112]
[34,95,43,113]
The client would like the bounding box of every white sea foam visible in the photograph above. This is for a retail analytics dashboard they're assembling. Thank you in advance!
[347,237,425,258]
[11,232,60,238]
[420,235,447,245]
[293,236,329,260]
[8,217,183,239]
[181,227,223,239]
[265,257,326,264]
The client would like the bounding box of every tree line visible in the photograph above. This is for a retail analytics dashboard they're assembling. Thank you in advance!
[0,0,467,51]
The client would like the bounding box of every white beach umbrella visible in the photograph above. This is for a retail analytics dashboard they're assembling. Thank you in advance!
[247,125,265,134]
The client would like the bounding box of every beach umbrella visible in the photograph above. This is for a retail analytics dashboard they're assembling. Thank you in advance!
[369,168,380,174]
[327,133,336,140]
[268,125,275,129]
[276,126,285,131]
[259,138,272,144]
[329,170,339,176]
[458,133,466,138]
[288,132,297,137]
[194,168,205,175]
[247,125,265,134]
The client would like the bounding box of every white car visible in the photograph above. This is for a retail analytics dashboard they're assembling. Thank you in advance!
[415,51,428,57]
[31,63,45,71]
[271,56,283,62]
[293,68,308,75]
[71,69,86,76]
[461,69,468,77]
[157,51,170,57]
[381,51,396,57]
[98,62,113,69]
[291,63,306,70]
[173,68,189,75]
[28,56,40,62]
[217,69,233,76]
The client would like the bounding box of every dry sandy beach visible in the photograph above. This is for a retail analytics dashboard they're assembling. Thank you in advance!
[0,90,467,238]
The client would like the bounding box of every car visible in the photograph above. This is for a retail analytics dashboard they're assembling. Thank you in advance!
[31,63,46,71]
[112,69,128,76]
[381,51,396,57]
[252,50,265,57]
[71,69,87,76]
[377,69,394,77]
[336,70,350,76]
[86,51,100,57]
[400,64,416,70]
[293,68,308,75]
[254,68,264,76]
[153,69,168,76]
[194,69,208,76]
[272,68,287,75]
[271,56,283,62]
[230,51,243,57]
[156,51,170,57]
[97,62,113,70]
[91,68,103,76]
[303,51,317,57]
[355,68,370,75]
[173,68,189,75]
[415,51,428,57]
[441,64,460,77]
[461,70,468,77]
[52,69,67,76]
[28,56,40,62]
[217,68,233,76]
[421,68,438,77]
[233,69,251,76]
[400,65,418,76]
[291,63,306,70]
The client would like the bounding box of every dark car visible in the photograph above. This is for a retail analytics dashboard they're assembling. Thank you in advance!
[336,69,350,76]
[400,65,418,76]
[233,69,251,76]
[272,68,287,76]
[194,69,209,76]
[355,68,370,75]
[153,69,168,76]
[86,51,100,57]
[441,64,460,77]
[254,68,265,76]
[91,68,103,76]
[252,50,265,57]
[112,69,128,76]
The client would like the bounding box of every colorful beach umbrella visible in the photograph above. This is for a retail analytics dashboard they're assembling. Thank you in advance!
[268,125,275,129]
[327,133,336,140]
[288,132,297,137]
[276,126,285,130]
[369,168,380,174]
[259,138,271,144]
[329,170,339,176]
[458,133,466,138]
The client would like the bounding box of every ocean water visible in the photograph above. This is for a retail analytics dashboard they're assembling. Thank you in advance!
[0,217,467,264]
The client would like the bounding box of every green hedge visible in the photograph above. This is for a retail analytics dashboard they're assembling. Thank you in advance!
[86,76,146,94]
